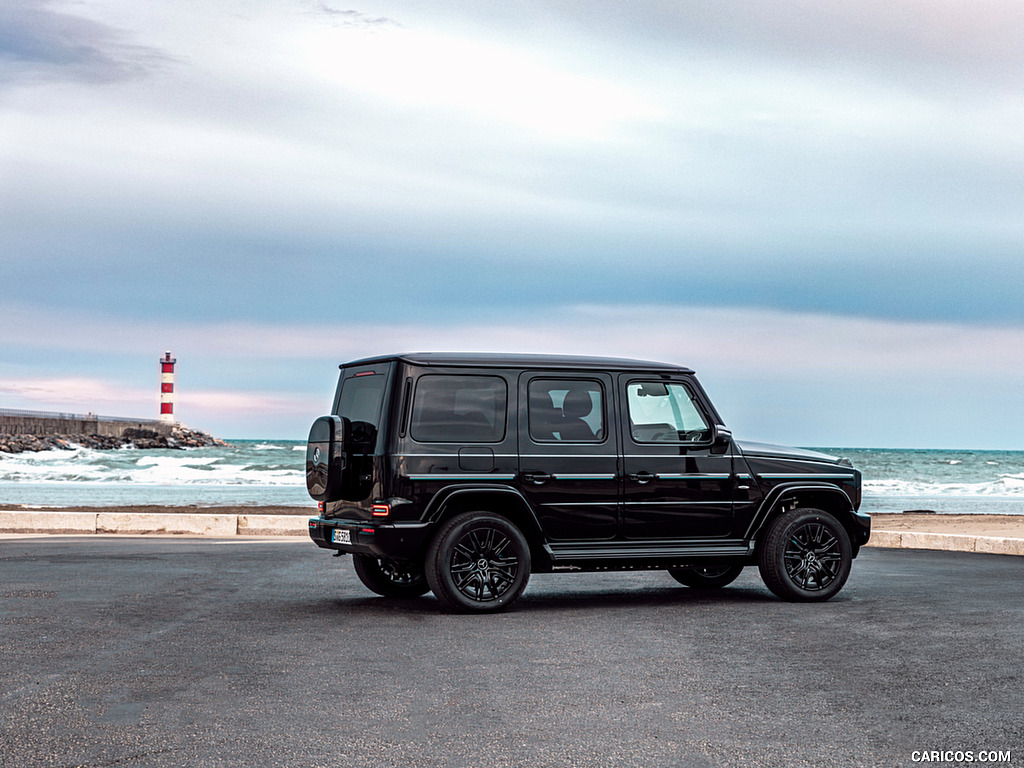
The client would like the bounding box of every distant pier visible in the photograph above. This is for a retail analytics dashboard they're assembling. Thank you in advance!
[0,409,225,453]
[0,408,172,439]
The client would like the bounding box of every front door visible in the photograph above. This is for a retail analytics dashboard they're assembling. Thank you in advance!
[517,372,619,541]
[619,375,735,539]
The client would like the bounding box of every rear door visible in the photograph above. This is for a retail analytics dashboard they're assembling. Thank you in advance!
[516,372,618,541]
[619,375,735,539]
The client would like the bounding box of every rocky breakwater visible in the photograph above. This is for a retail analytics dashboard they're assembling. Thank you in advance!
[0,426,229,454]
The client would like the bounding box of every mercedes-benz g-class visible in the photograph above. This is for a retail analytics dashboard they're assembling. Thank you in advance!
[306,353,870,612]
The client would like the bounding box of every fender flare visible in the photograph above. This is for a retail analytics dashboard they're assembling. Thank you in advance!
[745,483,856,542]
[423,484,547,542]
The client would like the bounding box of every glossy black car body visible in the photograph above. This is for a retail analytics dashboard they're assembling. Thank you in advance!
[306,353,870,611]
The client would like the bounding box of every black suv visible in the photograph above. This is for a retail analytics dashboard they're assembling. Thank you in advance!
[306,353,870,612]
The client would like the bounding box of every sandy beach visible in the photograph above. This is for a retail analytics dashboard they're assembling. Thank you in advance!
[870,513,1024,537]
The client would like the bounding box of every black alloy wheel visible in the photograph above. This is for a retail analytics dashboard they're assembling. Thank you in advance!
[667,563,744,589]
[425,511,531,613]
[758,508,853,601]
[352,554,430,598]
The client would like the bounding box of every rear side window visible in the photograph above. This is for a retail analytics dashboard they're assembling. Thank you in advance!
[528,379,605,443]
[411,375,507,443]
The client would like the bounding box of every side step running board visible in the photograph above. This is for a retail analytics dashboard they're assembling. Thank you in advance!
[546,541,752,562]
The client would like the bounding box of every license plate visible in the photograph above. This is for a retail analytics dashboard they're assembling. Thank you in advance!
[332,529,351,545]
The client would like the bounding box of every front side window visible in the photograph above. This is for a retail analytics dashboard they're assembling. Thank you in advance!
[411,375,507,443]
[626,381,710,443]
[528,379,605,443]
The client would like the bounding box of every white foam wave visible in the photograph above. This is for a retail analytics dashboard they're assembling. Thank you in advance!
[0,445,303,487]
[6,444,1020,498]
[865,475,1024,497]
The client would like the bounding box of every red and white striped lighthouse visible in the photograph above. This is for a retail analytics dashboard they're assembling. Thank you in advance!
[159,351,177,424]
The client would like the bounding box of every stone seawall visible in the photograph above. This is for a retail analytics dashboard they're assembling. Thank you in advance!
[0,411,226,453]
[0,413,172,438]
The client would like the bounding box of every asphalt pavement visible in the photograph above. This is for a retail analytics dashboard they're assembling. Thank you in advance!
[1,537,1022,768]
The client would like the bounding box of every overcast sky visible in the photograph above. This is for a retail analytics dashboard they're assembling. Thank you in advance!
[1,0,1022,447]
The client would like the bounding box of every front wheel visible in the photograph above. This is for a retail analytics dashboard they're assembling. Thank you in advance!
[757,508,853,601]
[425,511,531,613]
[352,554,430,598]
[668,563,744,589]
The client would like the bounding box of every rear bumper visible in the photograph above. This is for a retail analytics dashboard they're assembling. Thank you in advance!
[307,517,431,561]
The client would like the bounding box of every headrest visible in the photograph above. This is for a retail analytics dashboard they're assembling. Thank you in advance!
[562,389,593,418]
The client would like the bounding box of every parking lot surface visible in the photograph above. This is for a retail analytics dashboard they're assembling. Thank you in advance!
[2,537,1022,767]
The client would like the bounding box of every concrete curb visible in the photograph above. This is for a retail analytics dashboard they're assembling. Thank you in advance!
[96,512,238,536]
[867,529,1024,557]
[0,511,309,537]
[1,513,1022,555]
[238,514,309,536]
[0,511,97,534]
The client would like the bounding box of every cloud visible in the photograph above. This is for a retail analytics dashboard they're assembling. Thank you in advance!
[177,389,318,416]
[503,0,1024,92]
[0,375,320,431]
[1,0,1022,445]
[3,302,1022,445]
[310,5,399,29]
[0,376,150,407]
[2,1,1021,328]
[3,300,1021,376]
[0,0,171,87]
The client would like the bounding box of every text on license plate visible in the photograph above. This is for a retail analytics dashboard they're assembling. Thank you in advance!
[332,529,351,545]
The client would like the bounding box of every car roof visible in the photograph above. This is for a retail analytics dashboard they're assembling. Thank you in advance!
[341,352,695,373]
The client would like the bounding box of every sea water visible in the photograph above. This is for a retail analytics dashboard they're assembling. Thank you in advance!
[1,441,1023,514]
[842,447,1024,515]
[0,440,311,508]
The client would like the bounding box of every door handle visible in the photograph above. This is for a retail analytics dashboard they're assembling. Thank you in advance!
[521,471,553,485]
[627,471,655,484]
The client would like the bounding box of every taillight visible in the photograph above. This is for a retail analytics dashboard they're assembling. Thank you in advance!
[371,503,390,518]
[317,501,325,513]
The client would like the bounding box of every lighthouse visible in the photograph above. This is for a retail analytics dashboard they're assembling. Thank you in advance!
[159,351,177,424]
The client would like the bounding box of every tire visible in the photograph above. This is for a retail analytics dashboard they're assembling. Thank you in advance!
[668,563,744,589]
[352,554,430,598]
[757,508,853,602]
[425,511,531,613]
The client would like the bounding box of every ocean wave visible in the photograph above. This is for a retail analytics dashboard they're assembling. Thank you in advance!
[0,444,303,487]
[864,475,1024,497]
[5,443,1024,500]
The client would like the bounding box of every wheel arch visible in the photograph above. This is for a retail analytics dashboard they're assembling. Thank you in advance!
[424,486,551,570]
[747,484,861,554]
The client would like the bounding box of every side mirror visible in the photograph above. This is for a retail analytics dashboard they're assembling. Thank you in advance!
[306,415,349,501]
[711,425,732,454]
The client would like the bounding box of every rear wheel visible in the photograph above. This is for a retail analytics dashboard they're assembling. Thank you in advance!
[757,508,852,601]
[352,554,430,598]
[425,511,531,613]
[668,563,744,589]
